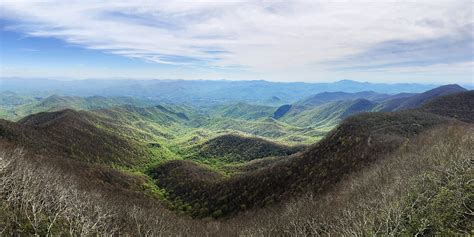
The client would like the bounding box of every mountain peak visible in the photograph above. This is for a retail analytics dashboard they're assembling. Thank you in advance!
[381,84,468,111]
[18,109,85,127]
[430,84,466,91]
[419,84,467,98]
[335,79,361,84]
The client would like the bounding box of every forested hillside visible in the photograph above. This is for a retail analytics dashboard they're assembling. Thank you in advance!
[0,87,472,236]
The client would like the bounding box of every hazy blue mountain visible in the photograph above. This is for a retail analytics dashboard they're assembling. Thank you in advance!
[295,91,389,107]
[1,78,443,105]
[0,91,40,107]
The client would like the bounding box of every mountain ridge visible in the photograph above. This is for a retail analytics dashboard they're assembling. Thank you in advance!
[0,109,152,166]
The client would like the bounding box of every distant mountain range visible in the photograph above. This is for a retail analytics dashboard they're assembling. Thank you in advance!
[272,84,468,130]
[0,83,469,144]
[3,78,470,105]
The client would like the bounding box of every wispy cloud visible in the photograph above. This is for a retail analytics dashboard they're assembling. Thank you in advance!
[332,31,473,71]
[19,48,39,52]
[1,0,472,78]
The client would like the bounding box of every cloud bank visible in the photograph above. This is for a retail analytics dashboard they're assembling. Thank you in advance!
[1,0,473,82]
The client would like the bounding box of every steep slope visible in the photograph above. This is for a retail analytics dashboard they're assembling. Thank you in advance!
[185,134,305,162]
[280,99,377,129]
[0,141,203,236]
[236,124,473,236]
[0,109,151,166]
[210,103,276,120]
[379,84,467,111]
[274,85,466,131]
[419,90,474,123]
[90,104,204,145]
[203,117,323,144]
[95,104,192,126]
[272,91,386,119]
[151,110,451,217]
[340,99,377,118]
[272,104,292,119]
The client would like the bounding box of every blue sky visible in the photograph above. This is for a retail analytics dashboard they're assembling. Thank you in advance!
[0,1,473,84]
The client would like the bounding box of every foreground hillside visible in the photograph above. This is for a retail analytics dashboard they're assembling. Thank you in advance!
[1,115,471,236]
[234,124,473,236]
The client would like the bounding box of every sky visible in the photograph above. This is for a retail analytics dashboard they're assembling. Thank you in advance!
[0,0,473,84]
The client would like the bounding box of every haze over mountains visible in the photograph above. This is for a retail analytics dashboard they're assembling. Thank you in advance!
[0,80,469,143]
[3,78,467,105]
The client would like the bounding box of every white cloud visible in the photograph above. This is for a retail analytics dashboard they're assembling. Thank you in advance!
[1,0,473,81]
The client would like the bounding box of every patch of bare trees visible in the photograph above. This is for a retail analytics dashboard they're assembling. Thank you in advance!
[0,147,214,236]
[0,148,118,235]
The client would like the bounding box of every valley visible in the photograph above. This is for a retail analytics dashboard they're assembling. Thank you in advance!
[0,80,472,235]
